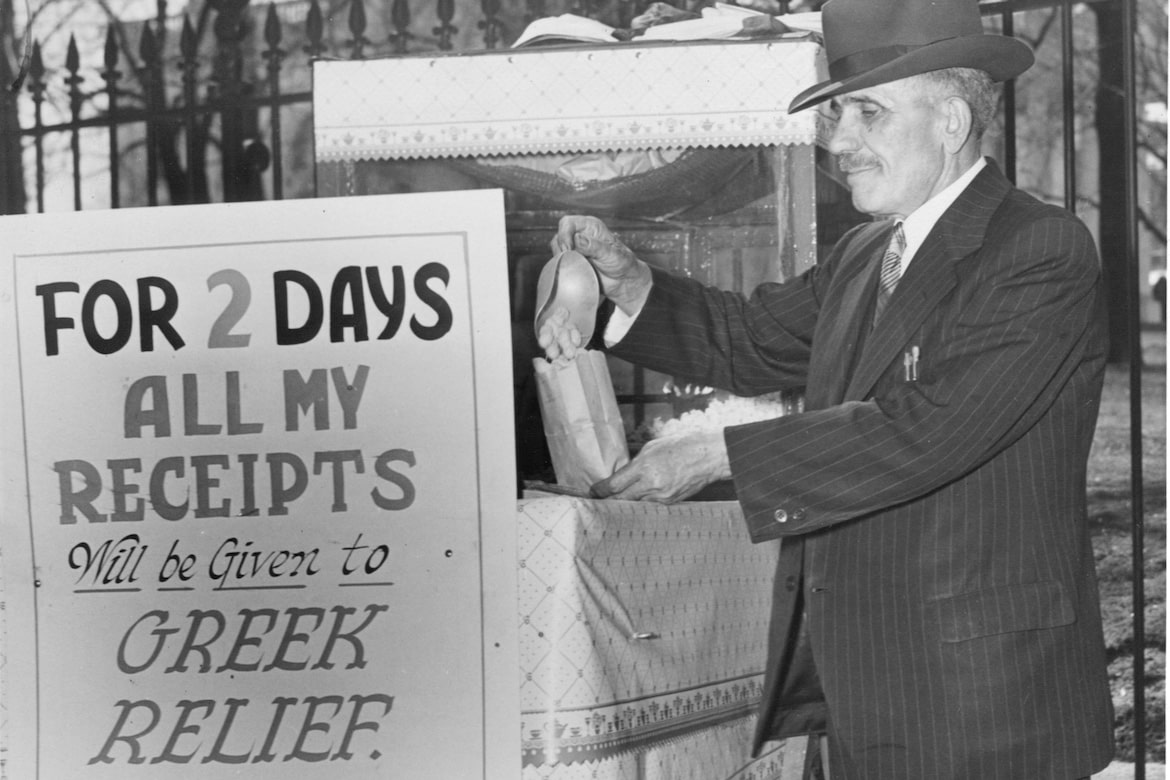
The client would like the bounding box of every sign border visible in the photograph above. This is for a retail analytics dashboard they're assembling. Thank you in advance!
[0,190,520,778]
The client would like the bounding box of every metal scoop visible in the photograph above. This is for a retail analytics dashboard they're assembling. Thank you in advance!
[533,249,601,342]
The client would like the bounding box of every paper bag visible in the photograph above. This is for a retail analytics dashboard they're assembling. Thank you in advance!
[533,351,629,490]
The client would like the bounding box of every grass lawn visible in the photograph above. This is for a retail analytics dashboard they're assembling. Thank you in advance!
[1089,326,1166,762]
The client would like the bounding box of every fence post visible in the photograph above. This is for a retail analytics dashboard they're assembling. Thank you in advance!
[479,0,502,49]
[305,0,327,58]
[0,0,27,215]
[212,0,266,201]
[138,25,161,206]
[434,0,458,50]
[29,42,46,213]
[348,0,370,58]
[263,4,285,200]
[390,0,412,53]
[102,28,122,209]
[0,84,24,214]
[65,36,83,210]
[179,16,209,204]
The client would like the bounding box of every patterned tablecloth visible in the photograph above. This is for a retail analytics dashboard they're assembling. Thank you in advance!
[517,495,805,780]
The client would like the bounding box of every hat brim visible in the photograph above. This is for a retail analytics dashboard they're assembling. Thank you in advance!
[788,34,1034,114]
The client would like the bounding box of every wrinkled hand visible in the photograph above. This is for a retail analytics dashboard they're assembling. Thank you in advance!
[536,305,584,365]
[591,429,731,503]
[550,215,652,316]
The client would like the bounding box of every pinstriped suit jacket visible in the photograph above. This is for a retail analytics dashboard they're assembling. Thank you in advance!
[609,162,1115,779]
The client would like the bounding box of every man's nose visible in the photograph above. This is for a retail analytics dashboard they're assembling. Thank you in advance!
[825,115,856,156]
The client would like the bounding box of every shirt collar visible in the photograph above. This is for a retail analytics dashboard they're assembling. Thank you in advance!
[898,157,987,270]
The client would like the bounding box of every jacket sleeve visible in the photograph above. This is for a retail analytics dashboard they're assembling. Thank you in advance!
[608,228,858,395]
[725,210,1105,540]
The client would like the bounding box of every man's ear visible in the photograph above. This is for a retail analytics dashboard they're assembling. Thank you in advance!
[939,96,975,154]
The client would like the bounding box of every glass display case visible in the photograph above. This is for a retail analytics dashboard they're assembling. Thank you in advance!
[313,38,865,484]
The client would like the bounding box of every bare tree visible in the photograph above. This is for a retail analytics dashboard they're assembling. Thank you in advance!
[988,1,1164,363]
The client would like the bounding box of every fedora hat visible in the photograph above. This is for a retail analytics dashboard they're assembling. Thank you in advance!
[788,0,1034,113]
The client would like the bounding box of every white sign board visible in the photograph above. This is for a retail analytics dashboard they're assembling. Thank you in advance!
[0,191,519,778]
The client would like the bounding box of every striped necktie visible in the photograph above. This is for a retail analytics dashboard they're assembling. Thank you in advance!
[873,223,905,326]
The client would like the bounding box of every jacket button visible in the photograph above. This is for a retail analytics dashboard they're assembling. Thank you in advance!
[792,507,806,521]
[785,575,797,592]
[773,509,788,523]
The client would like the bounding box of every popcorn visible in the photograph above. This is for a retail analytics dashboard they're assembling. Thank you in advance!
[649,391,802,439]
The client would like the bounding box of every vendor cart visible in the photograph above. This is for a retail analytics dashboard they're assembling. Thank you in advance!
[312,36,852,778]
[313,36,865,473]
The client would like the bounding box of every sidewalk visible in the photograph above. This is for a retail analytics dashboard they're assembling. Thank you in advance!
[1094,762,1167,779]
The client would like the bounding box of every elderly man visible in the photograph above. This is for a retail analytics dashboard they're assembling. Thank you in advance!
[539,0,1116,776]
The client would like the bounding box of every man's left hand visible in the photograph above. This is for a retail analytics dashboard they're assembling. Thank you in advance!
[592,429,732,503]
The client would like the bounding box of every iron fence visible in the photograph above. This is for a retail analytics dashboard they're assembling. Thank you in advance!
[15,0,782,211]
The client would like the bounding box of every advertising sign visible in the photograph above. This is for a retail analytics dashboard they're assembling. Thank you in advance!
[0,191,519,778]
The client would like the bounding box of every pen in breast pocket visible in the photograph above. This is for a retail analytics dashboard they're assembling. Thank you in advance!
[904,346,920,381]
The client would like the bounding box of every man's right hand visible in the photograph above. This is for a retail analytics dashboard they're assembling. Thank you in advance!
[550,215,652,316]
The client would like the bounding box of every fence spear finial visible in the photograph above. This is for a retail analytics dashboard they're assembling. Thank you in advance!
[305,0,326,58]
[348,0,370,58]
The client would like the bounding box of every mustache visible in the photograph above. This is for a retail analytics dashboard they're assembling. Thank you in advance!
[837,155,879,173]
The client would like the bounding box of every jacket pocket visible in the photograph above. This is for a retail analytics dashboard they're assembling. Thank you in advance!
[928,580,1076,643]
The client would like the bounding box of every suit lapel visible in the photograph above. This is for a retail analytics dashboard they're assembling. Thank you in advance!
[805,223,890,408]
[843,162,1013,401]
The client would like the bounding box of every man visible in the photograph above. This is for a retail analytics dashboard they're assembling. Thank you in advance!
[538,0,1116,776]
